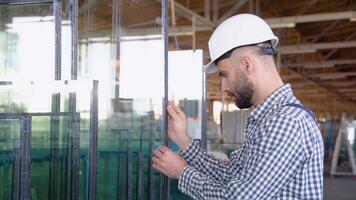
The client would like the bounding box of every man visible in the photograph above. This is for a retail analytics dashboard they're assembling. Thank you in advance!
[152,14,324,199]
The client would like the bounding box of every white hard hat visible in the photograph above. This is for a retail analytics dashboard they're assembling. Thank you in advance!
[204,13,278,74]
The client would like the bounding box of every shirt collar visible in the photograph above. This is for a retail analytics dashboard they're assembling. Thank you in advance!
[248,84,293,122]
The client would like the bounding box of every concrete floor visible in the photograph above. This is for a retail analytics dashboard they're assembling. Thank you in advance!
[324,176,356,200]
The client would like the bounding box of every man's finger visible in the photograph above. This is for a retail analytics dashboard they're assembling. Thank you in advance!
[152,156,161,165]
[153,164,169,177]
[152,163,164,173]
[159,145,169,153]
[167,104,180,120]
[154,148,163,158]
[152,156,166,171]
[152,160,167,174]
[169,102,186,119]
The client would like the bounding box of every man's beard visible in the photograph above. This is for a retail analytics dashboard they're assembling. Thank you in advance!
[228,72,253,109]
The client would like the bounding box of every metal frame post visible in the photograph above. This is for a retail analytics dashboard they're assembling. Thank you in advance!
[54,0,62,81]
[19,115,31,200]
[70,113,80,200]
[70,0,78,80]
[49,94,60,200]
[116,128,130,200]
[148,111,155,200]
[69,1,79,199]
[161,0,169,199]
[62,120,71,198]
[126,130,132,200]
[201,62,207,150]
[0,115,32,200]
[137,118,144,200]
[116,130,122,199]
[11,123,21,200]
[88,80,98,200]
[50,0,62,198]
[0,0,52,4]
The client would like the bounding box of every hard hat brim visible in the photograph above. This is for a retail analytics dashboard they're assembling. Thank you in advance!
[204,61,219,74]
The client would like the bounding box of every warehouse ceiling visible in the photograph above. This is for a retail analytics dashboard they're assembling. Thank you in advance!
[78,0,356,116]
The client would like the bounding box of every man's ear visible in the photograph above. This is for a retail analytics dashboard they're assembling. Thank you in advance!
[240,55,254,75]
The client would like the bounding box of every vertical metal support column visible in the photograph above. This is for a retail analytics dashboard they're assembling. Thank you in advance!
[161,0,169,199]
[70,113,80,200]
[61,113,71,200]
[201,66,207,150]
[116,130,122,199]
[148,111,154,200]
[19,116,31,200]
[116,129,130,199]
[11,132,20,200]
[112,0,121,97]
[70,0,78,80]
[69,1,79,199]
[112,0,123,198]
[49,96,60,200]
[89,80,98,200]
[51,0,62,199]
[137,118,144,200]
[54,0,62,80]
[126,130,132,200]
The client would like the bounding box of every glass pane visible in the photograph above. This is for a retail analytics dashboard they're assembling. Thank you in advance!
[31,115,80,200]
[79,0,165,199]
[169,50,204,140]
[0,118,20,200]
[61,0,73,81]
[0,3,54,81]
[167,50,204,199]
[1,0,173,199]
[167,3,205,199]
[0,80,93,200]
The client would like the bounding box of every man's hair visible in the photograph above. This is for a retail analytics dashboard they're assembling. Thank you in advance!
[214,41,276,65]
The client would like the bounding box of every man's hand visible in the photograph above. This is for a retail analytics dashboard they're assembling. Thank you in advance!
[152,146,187,179]
[167,101,192,150]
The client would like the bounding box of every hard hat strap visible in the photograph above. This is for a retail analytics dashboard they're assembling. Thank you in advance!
[255,43,276,55]
[214,41,276,65]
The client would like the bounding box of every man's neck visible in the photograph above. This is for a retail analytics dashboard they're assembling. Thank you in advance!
[252,78,284,107]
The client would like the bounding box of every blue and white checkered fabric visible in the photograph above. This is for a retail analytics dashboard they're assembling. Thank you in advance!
[178,84,324,199]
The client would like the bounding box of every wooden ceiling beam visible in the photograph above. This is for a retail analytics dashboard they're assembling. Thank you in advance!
[323,30,356,60]
[217,0,249,24]
[307,71,356,79]
[278,41,356,54]
[267,10,356,26]
[284,59,356,68]
[311,20,340,43]
[283,69,356,109]
[171,0,215,27]
[296,0,318,15]
[321,81,356,87]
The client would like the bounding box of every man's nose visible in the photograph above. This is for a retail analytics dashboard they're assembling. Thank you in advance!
[221,78,230,92]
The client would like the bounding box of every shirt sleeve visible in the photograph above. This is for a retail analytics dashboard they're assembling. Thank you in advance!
[179,139,244,183]
[178,114,307,199]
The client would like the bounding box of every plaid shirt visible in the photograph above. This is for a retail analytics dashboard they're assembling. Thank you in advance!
[178,84,324,199]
